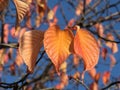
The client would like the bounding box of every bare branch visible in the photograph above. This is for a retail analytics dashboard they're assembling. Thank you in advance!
[101,81,120,90]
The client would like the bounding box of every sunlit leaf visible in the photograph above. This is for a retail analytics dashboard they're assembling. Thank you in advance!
[73,54,80,67]
[55,73,68,89]
[95,23,104,37]
[44,26,74,74]
[76,0,91,16]
[90,82,98,90]
[74,27,100,71]
[15,52,24,67]
[19,30,44,73]
[106,33,118,53]
[59,61,67,73]
[13,0,29,29]
[73,72,80,79]
[102,71,110,85]
[88,68,96,79]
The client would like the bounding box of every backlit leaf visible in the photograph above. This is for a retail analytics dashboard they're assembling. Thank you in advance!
[13,0,29,29]
[19,30,44,72]
[102,71,110,85]
[74,27,100,71]
[44,26,74,74]
[106,33,118,53]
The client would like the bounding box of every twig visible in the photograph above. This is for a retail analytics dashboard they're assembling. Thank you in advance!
[0,43,19,48]
[101,81,120,90]
[69,76,90,90]
[0,51,45,89]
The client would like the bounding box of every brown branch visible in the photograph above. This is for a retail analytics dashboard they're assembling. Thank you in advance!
[101,81,120,90]
[69,76,90,90]
[88,29,120,43]
[0,51,45,89]
[82,12,120,28]
[18,62,52,89]
[0,43,19,48]
[86,1,120,20]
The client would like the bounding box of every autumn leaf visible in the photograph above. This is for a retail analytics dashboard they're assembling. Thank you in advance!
[95,23,104,37]
[13,0,29,30]
[74,27,100,71]
[0,0,9,12]
[19,30,44,73]
[106,33,118,53]
[101,48,108,60]
[15,52,24,67]
[44,26,74,74]
[102,71,110,85]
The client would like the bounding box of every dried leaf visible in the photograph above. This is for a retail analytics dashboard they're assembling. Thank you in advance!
[0,0,9,11]
[59,61,67,73]
[73,54,80,67]
[76,0,91,16]
[101,48,108,60]
[109,54,116,68]
[44,26,74,74]
[95,73,101,82]
[3,24,9,43]
[74,27,100,71]
[15,52,24,67]
[88,68,96,79]
[106,33,118,53]
[102,71,110,85]
[95,23,104,37]
[90,82,98,90]
[13,0,29,30]
[19,30,44,72]
[73,72,80,79]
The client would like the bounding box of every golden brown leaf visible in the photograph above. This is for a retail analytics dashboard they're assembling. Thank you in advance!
[15,52,24,67]
[74,27,100,71]
[109,54,116,69]
[88,68,96,79]
[95,23,104,37]
[101,48,108,60]
[102,71,110,85]
[19,30,44,72]
[44,26,74,74]
[13,0,29,30]
[106,33,118,53]
[0,0,9,11]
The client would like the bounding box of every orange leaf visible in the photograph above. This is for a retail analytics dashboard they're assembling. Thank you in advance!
[88,68,96,79]
[44,26,74,74]
[102,71,110,85]
[19,30,44,73]
[74,27,100,71]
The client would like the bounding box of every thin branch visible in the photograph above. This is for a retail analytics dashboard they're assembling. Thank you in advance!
[0,43,19,48]
[84,12,120,27]
[69,76,90,90]
[0,51,45,89]
[88,29,120,43]
[18,62,52,89]
[101,81,120,90]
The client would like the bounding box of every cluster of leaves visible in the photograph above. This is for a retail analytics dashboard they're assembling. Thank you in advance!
[0,0,120,90]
